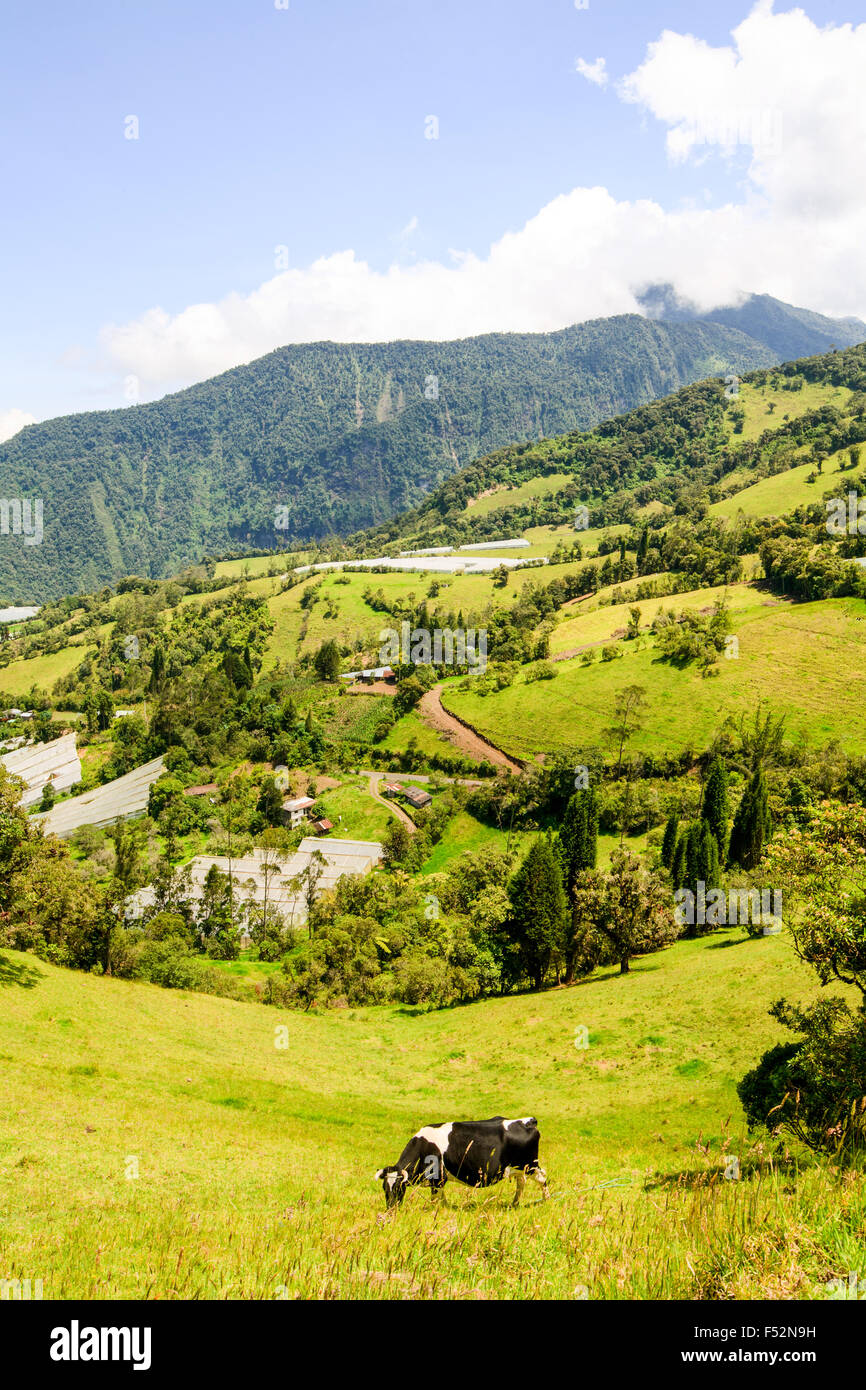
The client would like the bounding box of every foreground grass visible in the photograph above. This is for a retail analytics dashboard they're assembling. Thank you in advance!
[1,935,863,1300]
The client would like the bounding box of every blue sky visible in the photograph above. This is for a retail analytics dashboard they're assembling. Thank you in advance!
[1,0,863,430]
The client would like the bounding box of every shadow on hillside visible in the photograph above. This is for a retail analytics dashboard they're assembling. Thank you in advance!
[704,933,753,949]
[391,959,666,1016]
[0,951,44,989]
[644,1154,800,1191]
[571,961,665,985]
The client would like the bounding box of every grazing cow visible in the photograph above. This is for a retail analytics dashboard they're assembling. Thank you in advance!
[375,1116,549,1208]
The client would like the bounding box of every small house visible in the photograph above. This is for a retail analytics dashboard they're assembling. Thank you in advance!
[401,786,432,810]
[279,795,316,829]
[310,817,334,834]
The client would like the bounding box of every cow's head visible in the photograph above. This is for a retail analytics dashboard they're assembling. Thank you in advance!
[375,1165,409,1208]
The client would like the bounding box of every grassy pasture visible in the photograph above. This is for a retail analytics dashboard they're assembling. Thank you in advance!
[549,582,761,655]
[444,596,866,760]
[379,708,468,761]
[0,643,97,698]
[311,780,397,841]
[711,455,861,522]
[522,522,630,557]
[723,382,853,443]
[213,555,307,580]
[464,473,573,517]
[419,812,533,873]
[1,939,861,1300]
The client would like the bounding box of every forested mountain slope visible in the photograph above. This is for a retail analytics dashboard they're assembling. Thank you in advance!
[1,296,862,600]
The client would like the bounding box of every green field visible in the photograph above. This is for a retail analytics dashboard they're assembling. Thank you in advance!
[419,812,533,873]
[464,473,573,517]
[379,707,468,761]
[550,582,760,655]
[522,522,630,558]
[445,596,866,759]
[0,643,97,697]
[214,555,305,580]
[711,454,861,521]
[724,381,853,443]
[1,937,860,1300]
[311,780,398,841]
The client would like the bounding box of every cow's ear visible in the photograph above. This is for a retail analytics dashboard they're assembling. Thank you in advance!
[400,1169,410,1181]
[375,1169,385,1180]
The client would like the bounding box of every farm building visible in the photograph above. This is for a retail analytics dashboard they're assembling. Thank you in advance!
[1,732,82,808]
[401,785,432,810]
[35,756,166,837]
[339,666,395,683]
[126,837,383,928]
[279,795,316,829]
[0,606,40,624]
[382,780,433,810]
[295,553,543,576]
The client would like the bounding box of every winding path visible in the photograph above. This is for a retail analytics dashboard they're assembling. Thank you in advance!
[418,684,522,774]
[366,773,418,834]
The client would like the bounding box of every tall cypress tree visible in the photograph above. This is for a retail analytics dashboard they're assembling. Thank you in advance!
[661,813,679,870]
[728,769,772,869]
[149,642,165,694]
[559,787,599,885]
[685,821,702,895]
[558,787,599,983]
[508,837,568,990]
[697,820,720,889]
[672,832,688,890]
[702,757,729,860]
[636,526,649,571]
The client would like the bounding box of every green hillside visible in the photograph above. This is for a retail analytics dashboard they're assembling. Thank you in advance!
[1,938,860,1300]
[444,597,866,761]
[3,338,866,1306]
[1,296,863,602]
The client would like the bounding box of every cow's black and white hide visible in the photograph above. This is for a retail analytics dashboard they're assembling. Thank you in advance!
[375,1116,549,1208]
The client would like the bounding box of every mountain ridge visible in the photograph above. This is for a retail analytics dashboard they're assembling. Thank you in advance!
[0,295,862,601]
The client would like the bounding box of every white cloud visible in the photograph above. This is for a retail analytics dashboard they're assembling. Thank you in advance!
[0,408,37,444]
[575,57,608,87]
[98,2,866,396]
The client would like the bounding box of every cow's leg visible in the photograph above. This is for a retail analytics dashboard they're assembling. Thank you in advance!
[511,1168,526,1207]
[530,1165,550,1200]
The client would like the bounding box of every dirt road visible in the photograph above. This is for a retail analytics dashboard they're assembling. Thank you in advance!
[418,684,522,774]
[366,773,417,833]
